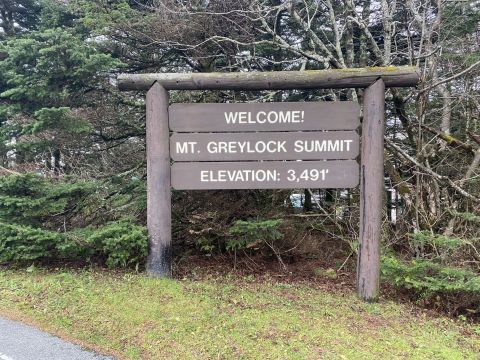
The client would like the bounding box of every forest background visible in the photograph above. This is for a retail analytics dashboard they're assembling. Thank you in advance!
[1,0,479,317]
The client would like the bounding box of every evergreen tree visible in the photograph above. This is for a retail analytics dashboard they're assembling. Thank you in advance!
[0,0,121,172]
[0,0,40,37]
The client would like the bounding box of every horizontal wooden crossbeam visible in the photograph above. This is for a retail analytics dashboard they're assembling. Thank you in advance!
[117,66,420,91]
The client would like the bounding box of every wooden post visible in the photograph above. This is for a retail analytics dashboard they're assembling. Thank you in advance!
[358,79,385,301]
[117,69,419,302]
[118,67,420,91]
[146,82,172,277]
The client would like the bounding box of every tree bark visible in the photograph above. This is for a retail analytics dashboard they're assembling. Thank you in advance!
[358,79,385,302]
[118,67,420,91]
[146,83,172,278]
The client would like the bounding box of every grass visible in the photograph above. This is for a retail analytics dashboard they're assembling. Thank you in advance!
[0,268,479,359]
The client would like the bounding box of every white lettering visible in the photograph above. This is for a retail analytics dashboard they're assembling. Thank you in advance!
[253,110,305,125]
[344,139,353,151]
[256,111,267,123]
[267,111,277,123]
[206,141,288,154]
[176,141,197,154]
[207,142,216,153]
[224,112,238,124]
[294,139,354,153]
[0,353,15,360]
[225,110,307,126]
[224,111,253,124]
[238,112,249,124]
[328,141,340,152]
[199,169,278,182]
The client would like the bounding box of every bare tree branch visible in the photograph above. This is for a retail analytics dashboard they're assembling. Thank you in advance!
[385,137,480,203]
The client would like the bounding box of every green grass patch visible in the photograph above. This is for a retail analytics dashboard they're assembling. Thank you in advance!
[0,269,479,359]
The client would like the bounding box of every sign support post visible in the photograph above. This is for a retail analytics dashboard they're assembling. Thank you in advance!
[146,82,172,277]
[119,67,419,298]
[357,79,385,301]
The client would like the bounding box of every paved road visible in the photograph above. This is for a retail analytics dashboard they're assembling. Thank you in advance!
[0,317,114,360]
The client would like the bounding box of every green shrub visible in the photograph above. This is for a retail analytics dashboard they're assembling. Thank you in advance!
[227,219,283,251]
[86,219,147,268]
[0,173,96,226]
[382,255,480,296]
[196,237,216,254]
[0,174,147,268]
[0,221,66,262]
[449,211,480,224]
[410,230,466,253]
[0,219,147,268]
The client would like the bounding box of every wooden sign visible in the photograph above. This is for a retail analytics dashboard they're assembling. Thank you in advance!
[171,160,359,190]
[170,131,359,161]
[122,68,420,301]
[169,102,360,132]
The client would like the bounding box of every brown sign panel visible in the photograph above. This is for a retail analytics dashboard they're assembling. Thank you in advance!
[171,160,359,190]
[170,131,359,161]
[169,102,360,132]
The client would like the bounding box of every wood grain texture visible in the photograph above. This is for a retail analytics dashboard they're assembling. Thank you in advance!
[118,67,420,91]
[357,79,385,301]
[146,83,172,278]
